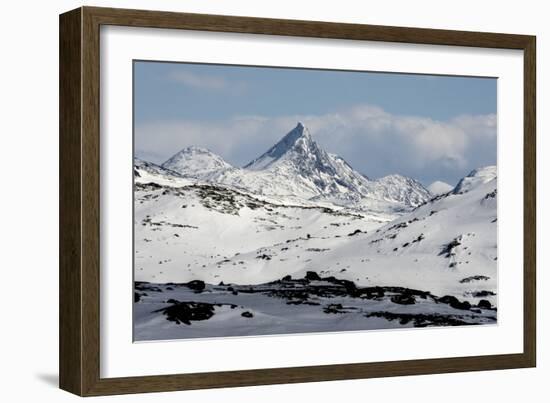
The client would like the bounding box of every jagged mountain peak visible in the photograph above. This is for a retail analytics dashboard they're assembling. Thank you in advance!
[239,123,376,199]
[244,122,318,170]
[273,121,313,148]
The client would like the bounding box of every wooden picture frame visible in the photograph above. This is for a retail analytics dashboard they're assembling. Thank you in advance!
[59,6,536,396]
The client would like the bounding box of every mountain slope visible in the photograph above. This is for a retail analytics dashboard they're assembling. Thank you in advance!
[134,158,192,187]
[197,169,497,305]
[133,180,385,283]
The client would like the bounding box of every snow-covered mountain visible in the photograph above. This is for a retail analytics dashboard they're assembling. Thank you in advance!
[243,123,371,195]
[453,166,497,194]
[428,180,453,195]
[161,123,431,212]
[370,174,432,208]
[162,146,233,179]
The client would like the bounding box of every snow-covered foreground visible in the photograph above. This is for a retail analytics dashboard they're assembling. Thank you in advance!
[134,276,496,341]
[133,123,498,340]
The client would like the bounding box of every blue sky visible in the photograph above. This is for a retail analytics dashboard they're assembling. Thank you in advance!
[134,61,497,186]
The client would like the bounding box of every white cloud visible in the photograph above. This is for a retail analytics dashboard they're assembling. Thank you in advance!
[451,114,497,139]
[135,104,496,185]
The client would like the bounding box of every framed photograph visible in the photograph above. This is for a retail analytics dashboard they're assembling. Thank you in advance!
[59,6,536,396]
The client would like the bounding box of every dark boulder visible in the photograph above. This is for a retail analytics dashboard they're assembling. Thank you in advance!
[186,280,206,292]
[438,295,471,310]
[155,301,215,325]
[477,299,492,309]
[304,271,321,281]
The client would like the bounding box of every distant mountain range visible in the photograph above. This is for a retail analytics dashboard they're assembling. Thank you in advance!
[159,122,431,212]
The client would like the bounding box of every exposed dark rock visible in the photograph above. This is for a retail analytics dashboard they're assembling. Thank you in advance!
[437,295,471,310]
[484,189,497,199]
[305,271,321,281]
[360,286,386,299]
[186,280,206,292]
[324,276,357,293]
[471,290,496,298]
[439,238,461,258]
[388,222,408,231]
[391,293,416,305]
[134,282,162,293]
[141,182,162,189]
[241,311,254,318]
[459,275,490,284]
[155,301,216,325]
[477,299,493,309]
